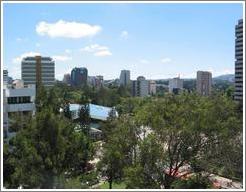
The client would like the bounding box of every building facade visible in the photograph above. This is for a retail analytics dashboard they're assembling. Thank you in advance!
[3,82,36,140]
[149,80,157,95]
[132,76,149,97]
[3,70,8,85]
[71,67,88,87]
[169,77,183,94]
[196,71,212,96]
[119,70,131,86]
[63,73,71,85]
[234,19,243,101]
[88,75,104,88]
[21,56,55,87]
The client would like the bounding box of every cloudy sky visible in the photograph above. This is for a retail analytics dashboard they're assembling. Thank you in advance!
[3,3,243,80]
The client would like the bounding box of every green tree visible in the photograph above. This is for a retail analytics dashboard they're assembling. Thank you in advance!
[4,109,93,189]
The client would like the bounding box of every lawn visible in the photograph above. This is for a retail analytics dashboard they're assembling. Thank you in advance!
[99,181,126,189]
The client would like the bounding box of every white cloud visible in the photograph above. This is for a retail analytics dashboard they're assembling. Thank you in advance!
[94,50,112,57]
[52,55,72,62]
[12,52,41,64]
[36,20,102,38]
[120,30,128,40]
[140,59,149,64]
[161,58,172,63]
[81,44,112,57]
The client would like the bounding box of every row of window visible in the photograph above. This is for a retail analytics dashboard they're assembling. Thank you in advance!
[8,96,31,104]
[235,71,243,75]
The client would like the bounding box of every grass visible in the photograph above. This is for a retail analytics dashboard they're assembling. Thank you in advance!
[99,181,126,189]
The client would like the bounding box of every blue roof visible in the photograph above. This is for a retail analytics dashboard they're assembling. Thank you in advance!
[69,103,116,121]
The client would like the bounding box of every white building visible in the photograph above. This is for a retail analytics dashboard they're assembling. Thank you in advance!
[132,76,149,97]
[196,71,212,96]
[149,80,157,95]
[119,70,130,86]
[3,81,36,140]
[21,56,55,87]
[169,77,183,94]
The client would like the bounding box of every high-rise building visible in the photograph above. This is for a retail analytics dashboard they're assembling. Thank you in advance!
[88,75,104,88]
[149,80,157,95]
[196,71,212,96]
[120,70,130,86]
[63,73,71,85]
[132,76,149,97]
[21,56,55,87]
[169,77,183,94]
[3,70,8,85]
[234,19,243,101]
[71,67,88,87]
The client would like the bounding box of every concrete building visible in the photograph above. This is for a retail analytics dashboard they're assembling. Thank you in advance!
[169,77,183,94]
[234,19,243,101]
[132,76,149,97]
[21,56,55,87]
[3,70,8,84]
[119,70,130,86]
[63,73,71,85]
[71,67,88,87]
[196,71,212,96]
[149,80,157,95]
[3,82,36,140]
[88,75,104,88]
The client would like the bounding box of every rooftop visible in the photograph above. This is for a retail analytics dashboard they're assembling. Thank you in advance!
[69,103,117,121]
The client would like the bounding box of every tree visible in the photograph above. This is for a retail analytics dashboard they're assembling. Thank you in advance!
[124,134,163,189]
[133,92,242,188]
[4,108,94,189]
[98,115,139,189]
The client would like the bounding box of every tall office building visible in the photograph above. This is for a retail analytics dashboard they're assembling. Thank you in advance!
[3,70,8,85]
[149,80,157,95]
[71,67,88,87]
[196,71,212,96]
[234,19,243,101]
[132,76,149,97]
[119,70,130,86]
[88,75,104,88]
[169,77,183,94]
[21,56,55,87]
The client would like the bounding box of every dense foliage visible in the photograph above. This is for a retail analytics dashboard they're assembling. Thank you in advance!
[99,92,242,189]
[3,81,243,189]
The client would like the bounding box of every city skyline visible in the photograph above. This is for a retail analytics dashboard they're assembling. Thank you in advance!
[3,2,243,80]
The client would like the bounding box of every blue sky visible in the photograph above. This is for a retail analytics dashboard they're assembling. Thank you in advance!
[3,2,243,80]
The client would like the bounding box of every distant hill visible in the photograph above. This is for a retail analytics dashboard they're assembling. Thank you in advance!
[213,74,234,82]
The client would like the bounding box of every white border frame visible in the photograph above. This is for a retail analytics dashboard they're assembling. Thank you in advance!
[1,1,245,191]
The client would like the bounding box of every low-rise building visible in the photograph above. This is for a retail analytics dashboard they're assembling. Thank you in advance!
[3,81,36,140]
[68,103,118,140]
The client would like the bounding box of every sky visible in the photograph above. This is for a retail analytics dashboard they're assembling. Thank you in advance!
[3,2,244,80]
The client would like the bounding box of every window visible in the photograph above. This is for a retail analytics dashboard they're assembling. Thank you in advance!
[7,96,31,104]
